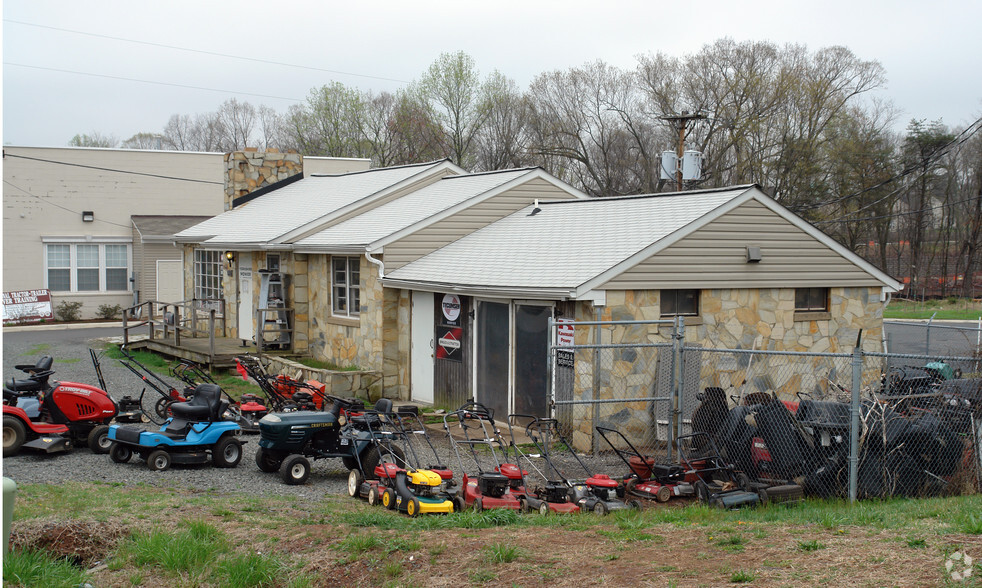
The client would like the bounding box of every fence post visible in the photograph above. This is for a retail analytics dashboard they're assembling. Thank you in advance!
[925,311,936,355]
[672,316,686,462]
[209,310,216,359]
[547,316,555,419]
[591,308,601,455]
[174,305,181,346]
[848,344,862,503]
[122,310,129,346]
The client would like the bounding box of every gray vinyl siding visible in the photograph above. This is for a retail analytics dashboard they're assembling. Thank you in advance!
[601,199,885,290]
[134,242,183,303]
[384,178,574,271]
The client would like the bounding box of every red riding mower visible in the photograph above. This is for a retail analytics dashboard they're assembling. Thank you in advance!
[3,352,142,456]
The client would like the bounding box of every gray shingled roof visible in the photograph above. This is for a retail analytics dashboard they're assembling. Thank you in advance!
[175,161,450,245]
[293,169,539,250]
[132,215,212,241]
[385,186,754,293]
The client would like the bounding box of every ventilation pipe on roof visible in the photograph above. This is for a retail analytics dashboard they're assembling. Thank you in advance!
[366,249,384,279]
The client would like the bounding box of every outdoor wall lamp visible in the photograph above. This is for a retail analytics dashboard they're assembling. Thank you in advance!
[224,250,235,268]
[81,211,94,222]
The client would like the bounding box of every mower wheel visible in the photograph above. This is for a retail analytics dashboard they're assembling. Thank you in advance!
[2,415,27,457]
[655,486,671,503]
[367,486,380,506]
[627,499,643,510]
[213,436,243,468]
[255,447,283,473]
[88,425,112,454]
[453,496,466,513]
[361,444,406,480]
[735,472,751,492]
[381,487,397,510]
[109,443,132,463]
[518,498,529,514]
[694,480,711,505]
[280,454,310,485]
[406,497,421,517]
[147,449,171,471]
[347,469,364,497]
[762,484,803,505]
[473,497,484,513]
[154,397,174,420]
[538,501,550,516]
[593,501,609,516]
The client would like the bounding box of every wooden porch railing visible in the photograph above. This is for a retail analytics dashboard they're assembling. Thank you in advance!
[123,298,227,355]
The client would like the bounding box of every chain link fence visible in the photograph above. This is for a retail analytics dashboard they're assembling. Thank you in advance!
[551,318,982,501]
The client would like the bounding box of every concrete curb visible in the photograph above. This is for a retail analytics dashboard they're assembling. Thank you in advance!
[2,322,124,333]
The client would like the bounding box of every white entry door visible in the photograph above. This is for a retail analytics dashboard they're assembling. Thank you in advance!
[238,253,254,341]
[156,259,183,315]
[411,291,435,404]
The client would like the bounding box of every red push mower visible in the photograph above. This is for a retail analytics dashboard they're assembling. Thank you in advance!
[504,414,581,515]
[234,355,331,428]
[676,432,761,509]
[3,351,143,456]
[596,426,693,504]
[444,403,527,512]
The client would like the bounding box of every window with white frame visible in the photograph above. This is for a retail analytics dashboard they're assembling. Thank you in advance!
[43,242,131,293]
[193,250,224,300]
[332,256,360,317]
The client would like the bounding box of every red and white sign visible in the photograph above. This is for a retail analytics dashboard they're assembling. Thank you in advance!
[557,318,575,347]
[441,294,461,322]
[436,327,463,361]
[3,289,53,324]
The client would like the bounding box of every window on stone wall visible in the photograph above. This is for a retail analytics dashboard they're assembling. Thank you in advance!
[660,289,699,316]
[194,249,223,300]
[795,287,828,312]
[332,256,360,318]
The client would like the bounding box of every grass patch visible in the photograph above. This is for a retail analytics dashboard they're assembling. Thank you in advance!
[797,539,826,552]
[484,542,523,564]
[22,343,51,356]
[730,569,756,583]
[295,357,362,371]
[885,297,982,320]
[2,548,90,587]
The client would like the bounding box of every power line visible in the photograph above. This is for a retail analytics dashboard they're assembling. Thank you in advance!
[5,19,412,85]
[4,62,305,103]
[814,193,982,226]
[4,153,223,185]
[3,179,134,229]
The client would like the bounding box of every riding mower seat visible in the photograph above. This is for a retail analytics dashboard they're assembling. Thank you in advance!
[349,398,393,428]
[164,383,227,437]
[6,356,55,394]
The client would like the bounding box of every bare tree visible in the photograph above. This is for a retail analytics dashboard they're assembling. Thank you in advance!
[417,51,491,168]
[68,132,118,148]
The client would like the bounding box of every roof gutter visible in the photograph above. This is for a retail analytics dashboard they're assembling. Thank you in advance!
[381,278,574,300]
[365,249,384,279]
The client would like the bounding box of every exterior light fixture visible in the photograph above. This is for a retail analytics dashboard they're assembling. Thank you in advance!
[224,251,235,268]
[82,211,95,222]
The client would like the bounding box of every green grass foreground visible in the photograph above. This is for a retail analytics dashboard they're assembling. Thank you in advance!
[4,482,981,587]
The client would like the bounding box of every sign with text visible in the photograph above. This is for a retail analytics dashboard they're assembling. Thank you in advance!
[441,293,462,326]
[3,289,53,324]
[436,327,463,362]
[556,318,575,368]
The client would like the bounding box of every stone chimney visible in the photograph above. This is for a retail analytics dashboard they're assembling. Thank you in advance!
[224,148,303,210]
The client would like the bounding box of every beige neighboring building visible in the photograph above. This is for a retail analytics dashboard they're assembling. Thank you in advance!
[2,146,369,319]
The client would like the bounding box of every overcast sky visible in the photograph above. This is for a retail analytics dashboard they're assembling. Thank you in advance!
[3,0,981,148]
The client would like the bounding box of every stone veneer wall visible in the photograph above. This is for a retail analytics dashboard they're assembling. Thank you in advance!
[224,148,302,211]
[566,287,886,451]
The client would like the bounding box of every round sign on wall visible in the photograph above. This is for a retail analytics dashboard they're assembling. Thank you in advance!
[441,294,461,322]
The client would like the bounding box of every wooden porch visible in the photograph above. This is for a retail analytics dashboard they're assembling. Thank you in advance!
[121,299,294,370]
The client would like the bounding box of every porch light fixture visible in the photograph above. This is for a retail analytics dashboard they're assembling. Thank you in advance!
[81,211,94,222]
[224,250,235,268]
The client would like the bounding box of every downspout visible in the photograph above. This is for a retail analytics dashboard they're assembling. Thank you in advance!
[365,249,384,279]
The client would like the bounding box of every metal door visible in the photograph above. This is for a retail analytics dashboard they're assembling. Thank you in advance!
[514,303,551,417]
[476,300,510,419]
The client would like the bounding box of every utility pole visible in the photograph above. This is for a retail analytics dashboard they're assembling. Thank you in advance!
[660,111,707,191]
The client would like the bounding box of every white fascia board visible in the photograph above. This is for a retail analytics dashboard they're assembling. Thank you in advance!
[41,235,133,243]
[750,192,904,292]
[273,160,467,245]
[174,234,217,244]
[291,245,364,255]
[573,188,755,297]
[368,170,540,249]
[381,278,574,300]
[577,290,606,305]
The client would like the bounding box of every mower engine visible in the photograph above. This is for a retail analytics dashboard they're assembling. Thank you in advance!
[477,473,511,498]
[406,470,446,498]
[541,482,569,504]
[496,462,527,490]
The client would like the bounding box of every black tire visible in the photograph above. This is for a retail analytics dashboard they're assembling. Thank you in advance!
[109,442,132,463]
[382,487,397,510]
[212,436,242,468]
[473,497,484,513]
[735,472,751,492]
[147,449,171,471]
[518,497,529,514]
[538,501,550,516]
[154,397,174,420]
[453,495,466,514]
[757,488,769,504]
[360,444,406,479]
[2,416,27,457]
[594,501,609,516]
[627,499,643,510]
[763,484,803,504]
[279,454,310,485]
[367,485,380,506]
[694,480,711,505]
[87,425,112,454]
[406,497,421,517]
[341,456,358,470]
[255,447,283,473]
[347,469,364,498]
